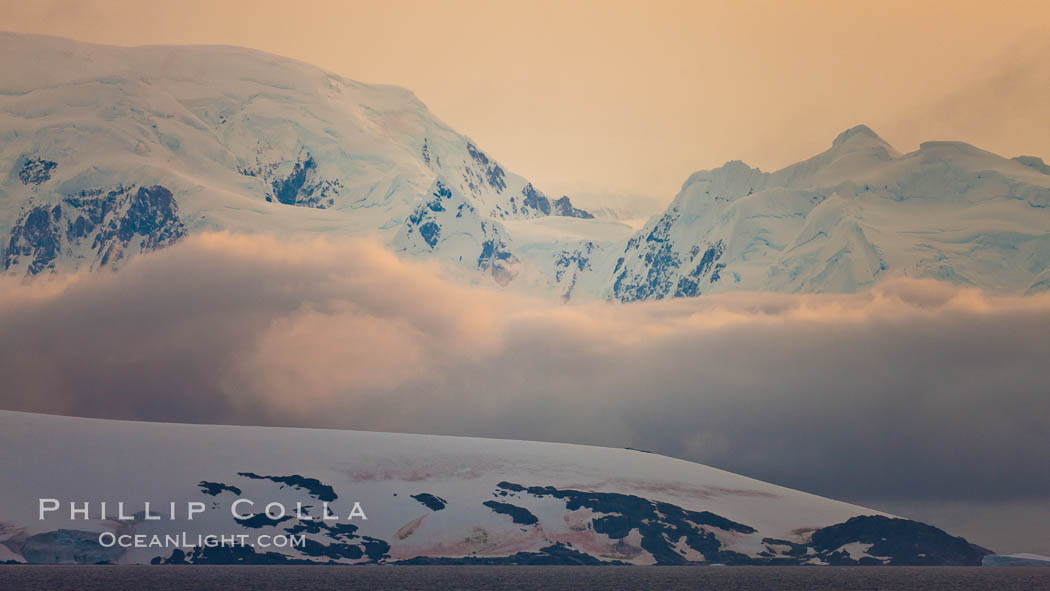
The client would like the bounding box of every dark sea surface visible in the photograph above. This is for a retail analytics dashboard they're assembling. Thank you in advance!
[2,566,1050,591]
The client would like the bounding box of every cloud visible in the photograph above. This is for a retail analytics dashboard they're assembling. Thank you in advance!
[2,233,1049,551]
[880,34,1050,160]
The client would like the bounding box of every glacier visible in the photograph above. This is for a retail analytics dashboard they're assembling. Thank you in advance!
[0,32,594,288]
[603,125,1050,301]
[3,34,1049,301]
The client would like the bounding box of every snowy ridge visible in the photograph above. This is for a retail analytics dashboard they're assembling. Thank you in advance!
[604,125,1050,301]
[0,410,989,565]
[1,34,1048,300]
[0,33,590,285]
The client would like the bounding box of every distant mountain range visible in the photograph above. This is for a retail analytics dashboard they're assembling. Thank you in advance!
[3,33,1048,300]
[603,125,1050,301]
[0,410,991,565]
[0,33,591,288]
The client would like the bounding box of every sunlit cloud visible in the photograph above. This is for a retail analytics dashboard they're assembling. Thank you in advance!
[2,233,1048,552]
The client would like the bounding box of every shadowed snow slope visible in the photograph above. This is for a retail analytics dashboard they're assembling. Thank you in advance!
[0,410,990,565]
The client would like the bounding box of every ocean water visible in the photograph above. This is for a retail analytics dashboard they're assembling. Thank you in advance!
[2,566,1049,591]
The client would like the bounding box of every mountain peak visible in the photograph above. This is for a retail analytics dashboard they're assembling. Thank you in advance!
[831,124,888,149]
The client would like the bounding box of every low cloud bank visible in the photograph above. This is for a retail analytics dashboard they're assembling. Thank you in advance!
[2,233,1048,551]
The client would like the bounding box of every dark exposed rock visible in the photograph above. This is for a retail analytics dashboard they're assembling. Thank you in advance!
[411,493,447,512]
[613,209,725,301]
[237,472,337,502]
[489,182,590,220]
[477,230,519,285]
[482,500,538,525]
[553,241,598,301]
[552,196,594,219]
[17,157,57,185]
[235,513,293,529]
[95,476,988,566]
[399,181,520,285]
[405,182,454,249]
[241,151,341,208]
[95,186,186,267]
[3,204,62,274]
[496,481,526,492]
[198,481,243,496]
[520,183,551,216]
[495,481,754,564]
[3,184,186,275]
[809,515,991,566]
[282,521,389,562]
[466,143,506,193]
[284,521,359,541]
[691,242,725,278]
[418,222,440,247]
[761,537,811,558]
[612,210,682,301]
[294,535,388,562]
[272,154,315,205]
[487,483,987,566]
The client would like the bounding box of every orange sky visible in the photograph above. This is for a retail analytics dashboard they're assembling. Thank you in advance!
[3,0,1048,200]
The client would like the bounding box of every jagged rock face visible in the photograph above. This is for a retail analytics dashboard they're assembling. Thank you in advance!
[239,151,343,208]
[489,183,591,221]
[2,204,62,275]
[464,143,508,194]
[552,196,594,219]
[476,232,519,286]
[18,157,57,186]
[609,204,728,302]
[605,125,1050,301]
[394,181,521,285]
[3,185,186,275]
[552,241,599,301]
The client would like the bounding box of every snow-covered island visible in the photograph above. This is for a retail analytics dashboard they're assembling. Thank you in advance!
[0,410,990,566]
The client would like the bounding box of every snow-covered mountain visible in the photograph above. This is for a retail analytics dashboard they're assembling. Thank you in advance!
[603,125,1050,301]
[0,33,592,286]
[0,410,990,565]
[3,33,1049,301]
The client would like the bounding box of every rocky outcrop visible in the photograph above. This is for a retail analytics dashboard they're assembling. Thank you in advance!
[3,185,186,275]
[396,180,521,285]
[611,210,727,301]
[552,196,594,219]
[808,515,991,566]
[17,156,57,185]
[491,182,592,220]
[239,151,343,208]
